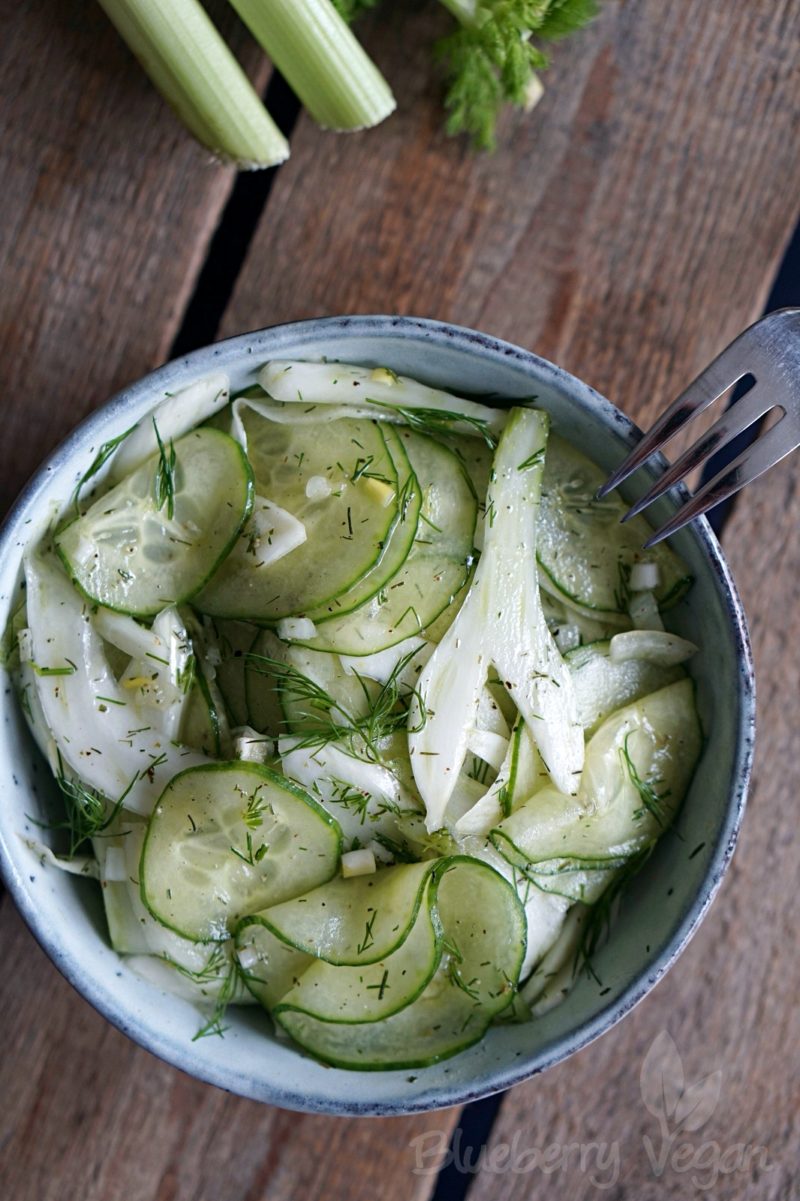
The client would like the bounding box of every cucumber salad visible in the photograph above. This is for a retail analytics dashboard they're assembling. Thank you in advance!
[8,361,703,1071]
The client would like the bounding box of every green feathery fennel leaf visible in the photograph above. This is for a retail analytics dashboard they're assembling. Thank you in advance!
[438,0,598,150]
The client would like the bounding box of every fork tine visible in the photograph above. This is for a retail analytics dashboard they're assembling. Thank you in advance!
[621,381,775,522]
[597,339,752,499]
[643,417,800,547]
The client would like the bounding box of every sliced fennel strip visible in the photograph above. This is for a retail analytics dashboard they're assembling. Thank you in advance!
[409,406,584,832]
[24,549,207,817]
[258,360,508,441]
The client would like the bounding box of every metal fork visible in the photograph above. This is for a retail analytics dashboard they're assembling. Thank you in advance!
[597,308,800,547]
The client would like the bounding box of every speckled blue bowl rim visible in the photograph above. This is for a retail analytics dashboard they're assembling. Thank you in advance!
[0,315,755,1116]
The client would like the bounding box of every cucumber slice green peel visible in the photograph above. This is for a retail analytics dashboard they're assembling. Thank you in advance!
[305,425,423,623]
[296,428,478,656]
[56,428,254,619]
[195,414,399,621]
[140,762,342,942]
[241,869,441,1024]
[538,435,692,617]
[253,856,526,1069]
[244,859,436,965]
[490,679,702,886]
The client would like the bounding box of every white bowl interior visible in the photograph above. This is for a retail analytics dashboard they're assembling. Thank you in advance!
[0,317,753,1115]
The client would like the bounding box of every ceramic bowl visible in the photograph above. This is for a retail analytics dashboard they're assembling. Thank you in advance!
[0,316,754,1115]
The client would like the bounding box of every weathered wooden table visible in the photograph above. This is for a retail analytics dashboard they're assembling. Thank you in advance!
[2,2,798,1198]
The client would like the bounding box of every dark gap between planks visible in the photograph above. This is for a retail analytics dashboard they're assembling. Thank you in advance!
[170,71,302,358]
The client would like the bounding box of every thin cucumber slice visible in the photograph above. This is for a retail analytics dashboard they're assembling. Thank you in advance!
[108,373,230,483]
[461,838,570,978]
[444,433,493,502]
[296,430,477,656]
[95,816,219,975]
[538,435,692,616]
[522,862,615,905]
[272,876,439,1023]
[274,857,525,1069]
[210,619,261,727]
[195,415,399,620]
[521,902,590,1014]
[255,860,435,965]
[235,920,313,1009]
[243,628,289,735]
[246,631,376,738]
[567,639,685,732]
[307,426,422,622]
[180,663,226,758]
[57,429,254,618]
[140,763,342,942]
[491,679,702,872]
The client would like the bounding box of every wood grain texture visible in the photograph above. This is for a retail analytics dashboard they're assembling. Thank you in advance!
[2,0,800,1199]
[223,0,800,431]
[0,0,268,514]
[461,461,800,1201]
[0,5,460,1198]
[0,897,452,1201]
[220,0,800,1195]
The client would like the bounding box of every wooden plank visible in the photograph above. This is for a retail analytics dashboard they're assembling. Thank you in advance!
[462,461,800,1200]
[0,0,268,514]
[2,1,799,1199]
[218,0,800,1193]
[0,897,453,1201]
[0,7,456,1199]
[223,0,800,429]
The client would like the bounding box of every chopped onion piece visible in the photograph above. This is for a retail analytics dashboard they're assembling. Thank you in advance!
[305,474,332,501]
[341,849,377,878]
[609,630,698,666]
[237,945,261,972]
[630,561,661,592]
[277,616,317,642]
[555,624,581,654]
[233,725,274,763]
[628,590,664,631]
